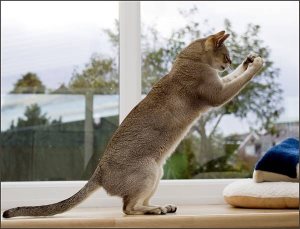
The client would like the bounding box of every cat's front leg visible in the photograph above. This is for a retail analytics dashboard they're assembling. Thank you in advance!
[222,52,259,83]
[209,56,263,106]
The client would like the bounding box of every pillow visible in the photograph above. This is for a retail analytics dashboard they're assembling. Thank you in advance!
[223,179,299,209]
[253,138,299,183]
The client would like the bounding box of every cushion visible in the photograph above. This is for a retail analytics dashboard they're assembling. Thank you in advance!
[253,138,299,183]
[223,179,299,209]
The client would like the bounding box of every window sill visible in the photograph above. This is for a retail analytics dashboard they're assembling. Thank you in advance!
[1,179,238,210]
[1,205,298,228]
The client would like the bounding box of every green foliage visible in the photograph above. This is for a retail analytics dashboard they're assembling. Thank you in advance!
[68,54,118,94]
[61,19,119,95]
[163,136,199,179]
[103,19,119,49]
[50,83,73,94]
[10,104,61,129]
[163,152,189,179]
[10,72,46,94]
[198,146,236,173]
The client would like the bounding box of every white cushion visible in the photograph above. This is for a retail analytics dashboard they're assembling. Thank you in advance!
[223,179,299,208]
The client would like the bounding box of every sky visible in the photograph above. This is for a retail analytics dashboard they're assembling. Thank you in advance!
[141,1,299,98]
[1,1,299,135]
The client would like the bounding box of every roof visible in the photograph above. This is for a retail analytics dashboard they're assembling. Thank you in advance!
[237,131,260,151]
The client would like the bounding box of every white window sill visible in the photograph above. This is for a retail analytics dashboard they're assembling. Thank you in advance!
[2,180,298,228]
[1,179,237,210]
[1,205,298,228]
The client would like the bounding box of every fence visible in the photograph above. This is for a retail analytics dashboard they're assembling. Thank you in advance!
[0,116,118,181]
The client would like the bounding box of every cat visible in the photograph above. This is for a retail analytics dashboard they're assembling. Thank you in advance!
[3,30,263,217]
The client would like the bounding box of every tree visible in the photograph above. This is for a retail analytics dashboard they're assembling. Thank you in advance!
[10,72,46,94]
[10,104,61,129]
[50,83,72,94]
[68,54,118,94]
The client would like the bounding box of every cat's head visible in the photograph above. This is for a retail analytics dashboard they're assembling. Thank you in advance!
[203,31,231,71]
[179,31,232,71]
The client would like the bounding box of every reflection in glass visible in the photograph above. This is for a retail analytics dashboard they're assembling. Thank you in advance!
[1,2,119,181]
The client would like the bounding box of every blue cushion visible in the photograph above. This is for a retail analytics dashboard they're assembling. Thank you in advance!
[255,138,299,178]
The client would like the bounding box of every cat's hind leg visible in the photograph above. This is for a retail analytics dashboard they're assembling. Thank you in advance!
[122,165,176,215]
[122,181,169,215]
[123,194,169,215]
[142,168,177,213]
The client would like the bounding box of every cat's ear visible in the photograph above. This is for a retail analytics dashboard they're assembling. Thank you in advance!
[204,36,216,51]
[214,30,226,38]
[205,32,230,50]
[216,34,230,48]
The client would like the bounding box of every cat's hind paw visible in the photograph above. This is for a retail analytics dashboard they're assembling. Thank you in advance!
[164,204,177,213]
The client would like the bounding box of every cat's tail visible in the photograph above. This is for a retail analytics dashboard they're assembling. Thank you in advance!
[2,168,101,218]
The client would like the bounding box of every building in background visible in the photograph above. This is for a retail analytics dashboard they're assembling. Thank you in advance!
[235,120,299,170]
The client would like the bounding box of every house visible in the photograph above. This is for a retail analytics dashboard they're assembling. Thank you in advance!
[235,120,299,169]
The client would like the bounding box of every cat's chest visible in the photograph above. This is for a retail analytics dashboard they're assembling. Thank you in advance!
[158,115,201,166]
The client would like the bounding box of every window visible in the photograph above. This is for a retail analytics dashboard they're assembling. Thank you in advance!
[1,1,119,181]
[1,1,299,210]
[141,1,299,179]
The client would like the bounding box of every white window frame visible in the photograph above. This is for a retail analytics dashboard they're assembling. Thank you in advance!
[1,1,242,211]
[119,1,142,123]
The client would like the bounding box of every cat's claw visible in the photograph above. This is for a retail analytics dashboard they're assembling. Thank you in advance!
[243,52,259,67]
[164,204,177,213]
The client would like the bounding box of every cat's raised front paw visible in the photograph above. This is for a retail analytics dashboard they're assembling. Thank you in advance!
[245,57,264,75]
[243,52,259,68]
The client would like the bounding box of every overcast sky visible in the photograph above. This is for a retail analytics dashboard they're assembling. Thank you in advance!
[142,1,299,98]
[1,1,299,134]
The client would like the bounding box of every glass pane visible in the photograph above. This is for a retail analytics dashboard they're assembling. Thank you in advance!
[1,2,119,181]
[141,1,299,179]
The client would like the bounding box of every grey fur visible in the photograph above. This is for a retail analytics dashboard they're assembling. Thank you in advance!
[2,31,263,218]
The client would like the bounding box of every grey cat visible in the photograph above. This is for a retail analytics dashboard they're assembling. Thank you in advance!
[3,31,263,218]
